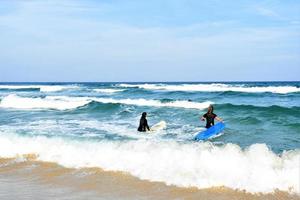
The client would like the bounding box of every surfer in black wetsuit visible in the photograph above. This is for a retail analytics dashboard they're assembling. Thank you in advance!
[138,112,150,132]
[201,105,222,128]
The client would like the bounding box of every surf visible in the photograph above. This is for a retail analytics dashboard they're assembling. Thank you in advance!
[93,88,125,93]
[0,84,79,92]
[118,83,300,94]
[0,95,90,110]
[0,95,213,110]
[0,132,298,194]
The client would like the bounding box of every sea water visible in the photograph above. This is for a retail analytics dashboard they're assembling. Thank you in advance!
[0,82,299,195]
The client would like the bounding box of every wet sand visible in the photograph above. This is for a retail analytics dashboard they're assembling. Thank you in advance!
[0,158,298,200]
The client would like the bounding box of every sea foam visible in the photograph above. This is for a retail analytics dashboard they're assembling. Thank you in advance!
[92,98,212,110]
[0,95,90,110]
[119,83,300,94]
[0,132,298,194]
[93,89,124,93]
[0,85,78,92]
[0,95,212,110]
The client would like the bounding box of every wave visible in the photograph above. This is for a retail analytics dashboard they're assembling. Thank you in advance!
[0,95,212,110]
[93,89,124,93]
[92,98,212,110]
[2,95,299,113]
[0,132,298,194]
[217,103,300,115]
[0,95,90,110]
[118,83,300,94]
[0,85,79,92]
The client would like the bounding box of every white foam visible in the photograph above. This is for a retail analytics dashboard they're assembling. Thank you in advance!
[93,89,124,93]
[118,84,139,88]
[119,83,300,94]
[0,95,212,110]
[0,132,298,194]
[0,85,38,90]
[0,95,90,110]
[39,85,79,92]
[0,85,79,92]
[92,98,212,110]
[0,119,152,141]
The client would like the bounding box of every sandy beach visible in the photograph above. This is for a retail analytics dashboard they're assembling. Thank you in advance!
[0,158,298,200]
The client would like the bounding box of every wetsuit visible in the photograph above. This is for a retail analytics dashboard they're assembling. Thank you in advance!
[203,113,217,128]
[138,117,150,132]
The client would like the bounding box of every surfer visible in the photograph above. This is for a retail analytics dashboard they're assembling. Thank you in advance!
[138,112,150,132]
[201,105,222,128]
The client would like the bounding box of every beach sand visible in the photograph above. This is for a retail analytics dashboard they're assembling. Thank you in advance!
[0,158,298,200]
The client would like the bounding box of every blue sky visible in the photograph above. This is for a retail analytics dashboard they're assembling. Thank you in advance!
[0,0,299,82]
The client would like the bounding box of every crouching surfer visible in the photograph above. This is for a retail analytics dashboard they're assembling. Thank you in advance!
[138,112,150,132]
[201,105,223,128]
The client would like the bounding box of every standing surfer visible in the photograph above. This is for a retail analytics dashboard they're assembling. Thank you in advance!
[201,105,222,128]
[138,112,150,132]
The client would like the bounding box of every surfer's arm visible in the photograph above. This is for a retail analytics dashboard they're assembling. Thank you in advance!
[201,114,206,121]
[145,120,150,131]
[215,116,223,122]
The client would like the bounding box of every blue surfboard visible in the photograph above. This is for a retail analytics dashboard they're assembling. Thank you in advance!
[194,122,225,141]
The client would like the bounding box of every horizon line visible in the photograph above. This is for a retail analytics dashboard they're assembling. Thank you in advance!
[0,80,299,83]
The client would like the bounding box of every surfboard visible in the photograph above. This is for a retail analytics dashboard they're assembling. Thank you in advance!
[150,121,167,132]
[194,122,225,141]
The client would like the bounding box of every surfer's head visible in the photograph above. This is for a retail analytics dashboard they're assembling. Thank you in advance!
[207,105,214,113]
[142,112,147,118]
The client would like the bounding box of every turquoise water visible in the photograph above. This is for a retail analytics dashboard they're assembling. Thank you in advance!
[0,82,299,193]
[1,82,299,152]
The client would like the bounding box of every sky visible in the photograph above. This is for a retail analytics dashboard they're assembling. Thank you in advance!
[0,0,299,82]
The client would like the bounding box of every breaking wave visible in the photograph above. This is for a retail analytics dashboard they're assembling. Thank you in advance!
[0,95,212,110]
[118,83,300,94]
[0,85,79,92]
[93,89,124,93]
[0,132,298,194]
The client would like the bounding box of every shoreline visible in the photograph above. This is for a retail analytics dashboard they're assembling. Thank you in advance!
[0,158,298,200]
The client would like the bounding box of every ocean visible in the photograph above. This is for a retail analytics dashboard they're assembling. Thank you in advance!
[0,82,299,199]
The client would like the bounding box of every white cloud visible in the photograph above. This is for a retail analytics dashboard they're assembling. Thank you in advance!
[255,6,280,18]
